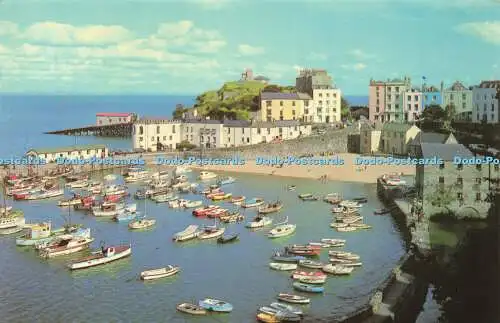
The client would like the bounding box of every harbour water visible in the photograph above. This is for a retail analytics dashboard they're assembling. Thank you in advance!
[0,170,405,322]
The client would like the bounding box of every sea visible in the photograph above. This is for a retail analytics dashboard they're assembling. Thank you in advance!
[0,94,368,158]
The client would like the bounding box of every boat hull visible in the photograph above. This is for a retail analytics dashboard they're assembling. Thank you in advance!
[68,247,131,270]
[42,242,92,258]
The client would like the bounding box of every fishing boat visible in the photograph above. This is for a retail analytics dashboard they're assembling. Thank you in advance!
[291,270,327,280]
[230,196,245,205]
[269,262,297,271]
[217,233,239,244]
[320,238,346,247]
[241,197,264,208]
[286,246,321,256]
[298,259,325,269]
[258,307,300,322]
[268,218,296,239]
[25,188,64,200]
[246,216,273,228]
[258,200,283,214]
[192,205,220,217]
[0,211,25,229]
[176,303,206,315]
[298,193,318,201]
[173,225,199,242]
[198,298,233,312]
[201,186,221,195]
[277,293,310,304]
[292,282,324,293]
[39,234,94,258]
[220,211,244,223]
[322,264,354,275]
[269,302,303,316]
[271,254,306,263]
[256,312,280,323]
[124,168,150,183]
[198,171,217,180]
[331,206,345,213]
[184,200,203,208]
[211,193,232,201]
[339,216,363,224]
[299,276,326,284]
[65,180,89,189]
[328,251,360,260]
[128,218,156,230]
[198,223,225,240]
[140,265,180,280]
[337,226,359,232]
[216,176,235,185]
[113,211,138,222]
[15,222,52,246]
[68,244,131,270]
[92,203,124,217]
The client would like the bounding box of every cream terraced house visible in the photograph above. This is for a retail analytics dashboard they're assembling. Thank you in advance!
[380,123,420,155]
[26,144,108,163]
[359,122,383,154]
[132,117,312,151]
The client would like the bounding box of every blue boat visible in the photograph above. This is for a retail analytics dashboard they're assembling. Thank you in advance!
[217,177,235,186]
[198,298,233,312]
[292,282,324,293]
[113,211,139,222]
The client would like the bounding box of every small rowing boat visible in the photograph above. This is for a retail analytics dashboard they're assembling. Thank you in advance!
[277,293,310,304]
[291,270,327,280]
[322,264,354,275]
[230,196,245,205]
[269,302,303,316]
[269,262,297,271]
[176,303,206,315]
[198,298,233,312]
[140,265,180,280]
[217,233,239,244]
[246,216,272,228]
[298,259,325,269]
[292,282,324,293]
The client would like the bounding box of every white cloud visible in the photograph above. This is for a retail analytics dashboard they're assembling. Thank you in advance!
[0,21,18,36]
[348,49,374,59]
[456,21,500,45]
[307,52,328,60]
[22,21,133,46]
[189,0,236,9]
[0,44,10,55]
[341,63,367,71]
[238,44,265,56]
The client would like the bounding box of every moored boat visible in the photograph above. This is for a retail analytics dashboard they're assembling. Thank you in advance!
[140,265,180,280]
[68,244,131,270]
[128,218,156,230]
[269,262,297,271]
[173,225,199,242]
[256,312,279,323]
[198,171,217,180]
[113,211,137,222]
[24,188,64,200]
[176,303,206,315]
[217,176,235,185]
[268,222,296,239]
[184,200,203,208]
[241,197,264,208]
[276,293,310,304]
[92,203,124,217]
[320,238,346,247]
[0,211,25,229]
[291,270,327,280]
[246,216,272,228]
[198,298,233,312]
[211,193,232,201]
[269,302,303,316]
[192,205,220,217]
[298,193,318,201]
[197,225,225,240]
[39,234,94,258]
[217,233,239,244]
[299,276,326,284]
[230,196,245,205]
[258,200,283,214]
[292,282,324,293]
[322,264,354,275]
[219,211,244,223]
[298,259,325,269]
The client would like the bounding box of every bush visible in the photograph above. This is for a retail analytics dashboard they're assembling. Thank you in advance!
[176,140,196,151]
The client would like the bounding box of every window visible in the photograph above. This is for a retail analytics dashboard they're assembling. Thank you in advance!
[172,125,176,133]
[450,94,454,100]
[456,176,463,186]
[457,192,463,200]
[439,163,445,170]
[280,101,283,106]
[407,95,411,101]
[163,136,166,140]
[414,95,418,101]
[462,94,467,100]
[190,135,193,141]
[201,136,204,142]
[292,101,296,106]
[476,178,482,184]
[476,164,482,171]
[292,110,296,115]
[257,128,261,134]
[228,128,231,134]
[139,126,144,135]
[213,136,216,143]
[326,93,330,97]
[267,128,270,134]
[242,128,245,134]
[432,95,437,101]
[439,176,444,183]
[319,100,323,105]
[395,87,399,91]
[319,93,323,97]
[457,163,463,170]
[495,164,499,171]
[266,101,272,107]
[157,126,160,134]
[407,104,411,110]
[169,135,172,140]
[139,137,143,142]
[228,137,231,142]
[476,192,481,201]
[492,104,495,112]
[305,100,309,107]
[247,138,250,143]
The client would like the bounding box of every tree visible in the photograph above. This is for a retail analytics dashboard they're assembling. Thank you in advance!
[172,104,187,119]
[262,85,281,92]
[341,97,350,119]
[421,104,446,120]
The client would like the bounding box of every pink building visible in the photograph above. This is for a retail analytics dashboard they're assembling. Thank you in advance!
[368,81,386,122]
[368,77,411,122]
[96,113,135,126]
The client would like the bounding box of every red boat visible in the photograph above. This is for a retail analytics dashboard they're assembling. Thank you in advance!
[206,208,228,218]
[192,205,220,217]
[104,193,128,202]
[287,244,321,250]
[287,248,321,256]
[291,271,327,279]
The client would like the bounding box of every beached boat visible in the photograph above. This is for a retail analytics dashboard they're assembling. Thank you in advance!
[268,222,296,239]
[128,218,156,230]
[211,193,232,201]
[68,244,131,270]
[322,264,354,275]
[217,233,239,244]
[269,302,303,316]
[292,282,324,293]
[140,265,180,280]
[298,259,325,269]
[291,270,327,280]
[258,200,283,214]
[269,262,297,271]
[298,193,318,201]
[173,225,199,242]
[241,198,264,208]
[277,293,310,304]
[198,171,217,180]
[256,312,280,323]
[176,303,206,315]
[198,225,225,240]
[198,298,233,312]
[184,200,203,208]
[192,205,220,217]
[230,196,245,205]
[39,234,94,258]
[216,176,235,186]
[246,216,272,228]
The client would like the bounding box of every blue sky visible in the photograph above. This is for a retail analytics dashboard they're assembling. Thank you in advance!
[0,0,499,95]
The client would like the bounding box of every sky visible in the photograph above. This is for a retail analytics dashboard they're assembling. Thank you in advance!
[0,0,499,95]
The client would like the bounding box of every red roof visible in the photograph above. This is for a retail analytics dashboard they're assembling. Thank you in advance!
[96,113,133,117]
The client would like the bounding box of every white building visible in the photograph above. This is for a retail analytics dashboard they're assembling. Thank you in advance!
[359,122,382,154]
[132,118,312,151]
[472,81,500,124]
[311,88,342,123]
[26,144,108,163]
[403,88,422,122]
[96,113,135,126]
[442,81,473,120]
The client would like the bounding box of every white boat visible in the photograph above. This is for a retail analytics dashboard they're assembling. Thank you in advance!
[339,200,362,208]
[169,199,188,208]
[68,245,131,270]
[277,293,310,304]
[0,214,25,229]
[268,219,296,239]
[65,180,88,188]
[104,174,117,181]
[198,171,217,180]
[350,223,372,229]
[320,238,346,247]
[269,262,297,271]
[155,194,178,203]
[330,222,348,228]
[103,184,128,195]
[140,265,180,280]
[57,198,83,207]
[173,225,199,242]
[197,225,225,239]
[340,216,363,224]
[322,264,354,275]
[92,203,124,217]
[337,226,358,232]
[39,234,94,258]
[174,166,192,175]
[328,251,360,260]
[153,171,170,181]
[128,218,156,230]
[329,258,363,267]
[269,302,304,316]
[245,216,272,228]
[184,200,203,208]
[25,188,64,200]
[308,242,331,248]
[0,206,13,214]
[124,168,150,182]
[0,226,24,235]
[175,175,188,182]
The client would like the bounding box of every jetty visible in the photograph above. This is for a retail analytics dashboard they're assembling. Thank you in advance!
[44,123,133,137]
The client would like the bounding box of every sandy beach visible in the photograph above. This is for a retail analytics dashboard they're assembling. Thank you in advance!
[188,153,415,183]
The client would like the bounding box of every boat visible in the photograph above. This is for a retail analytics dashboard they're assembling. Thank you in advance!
[330,222,348,228]
[124,168,150,183]
[320,238,346,247]
[173,225,199,242]
[184,200,203,208]
[155,194,178,203]
[339,216,363,224]
[349,223,372,229]
[331,206,345,213]
[286,185,296,191]
[352,197,368,203]
[246,216,272,228]
[128,218,156,230]
[198,225,225,240]
[57,197,83,207]
[92,203,124,217]
[258,200,283,214]
[256,312,280,323]
[292,282,324,293]
[140,265,180,280]
[192,205,220,217]
[269,302,303,316]
[65,180,89,189]
[272,255,306,263]
[39,234,94,258]
[374,208,392,215]
[169,199,188,208]
[220,211,244,223]
[68,244,131,270]
[0,211,25,229]
[277,293,310,304]
[291,270,327,280]
[206,208,228,218]
[198,171,217,180]
[174,166,192,175]
[241,198,264,208]
[211,193,232,201]
[308,242,332,248]
[298,259,325,269]
[299,276,326,284]
[15,222,52,246]
[286,246,321,256]
[329,258,363,267]
[201,187,221,195]
[324,193,342,204]
[381,174,407,186]
[24,188,64,200]
[104,174,117,181]
[217,233,239,244]
[268,219,296,239]
[298,193,318,201]
[0,205,13,214]
[0,226,24,235]
[322,264,354,275]
[216,176,235,186]
[328,251,360,260]
[269,262,297,271]
[337,226,359,232]
[339,200,362,208]
[230,196,245,205]
[198,298,233,312]
[113,211,137,222]
[176,303,206,315]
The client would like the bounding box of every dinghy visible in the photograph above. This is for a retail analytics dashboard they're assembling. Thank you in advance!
[176,303,206,315]
[231,196,245,205]
[291,270,327,280]
[217,233,239,244]
[197,225,225,240]
[299,276,326,284]
[246,216,272,228]
[268,223,296,238]
[269,302,303,316]
[269,262,297,271]
[173,225,199,242]
[298,259,325,269]
[140,265,180,280]
[322,264,354,275]
[276,293,310,304]
[292,282,324,293]
[257,312,280,323]
[198,298,233,312]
